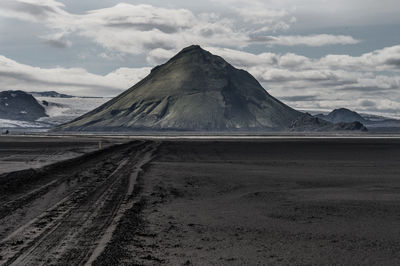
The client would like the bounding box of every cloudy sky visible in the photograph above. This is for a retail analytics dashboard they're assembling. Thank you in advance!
[1,0,400,117]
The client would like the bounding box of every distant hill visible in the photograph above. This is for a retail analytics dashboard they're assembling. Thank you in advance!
[314,108,400,132]
[0,90,47,121]
[29,91,73,98]
[315,108,366,123]
[55,45,302,132]
[290,113,368,132]
[0,90,111,129]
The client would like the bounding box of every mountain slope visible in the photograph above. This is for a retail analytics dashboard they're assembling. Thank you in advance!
[55,45,302,132]
[0,90,47,121]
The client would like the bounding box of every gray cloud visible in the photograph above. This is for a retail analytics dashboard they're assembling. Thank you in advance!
[279,95,318,102]
[1,1,57,18]
[0,0,67,23]
[360,99,376,107]
[339,86,392,92]
[44,38,71,48]
[251,34,360,47]
[386,58,400,67]
[0,71,33,83]
[249,35,275,43]
[104,22,185,34]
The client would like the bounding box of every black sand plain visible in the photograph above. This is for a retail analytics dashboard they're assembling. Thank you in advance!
[0,136,125,174]
[1,136,400,265]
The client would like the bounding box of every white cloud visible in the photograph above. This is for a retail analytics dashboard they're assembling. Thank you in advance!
[104,67,151,89]
[208,0,297,33]
[0,0,67,22]
[146,48,176,65]
[215,0,400,28]
[0,55,150,97]
[256,34,361,47]
[206,47,278,67]
[76,4,196,55]
[233,6,293,31]
[207,45,400,117]
[320,45,400,71]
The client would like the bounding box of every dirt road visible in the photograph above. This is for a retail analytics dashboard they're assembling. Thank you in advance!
[0,140,158,265]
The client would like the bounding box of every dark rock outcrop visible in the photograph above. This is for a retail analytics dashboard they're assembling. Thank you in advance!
[30,91,73,98]
[0,90,47,121]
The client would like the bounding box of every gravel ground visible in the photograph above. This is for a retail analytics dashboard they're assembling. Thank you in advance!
[124,139,400,265]
[0,135,124,174]
[1,138,400,265]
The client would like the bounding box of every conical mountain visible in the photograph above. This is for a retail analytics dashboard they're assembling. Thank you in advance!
[55,45,302,132]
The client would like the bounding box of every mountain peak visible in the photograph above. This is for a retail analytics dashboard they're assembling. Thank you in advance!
[55,46,302,132]
[172,44,213,60]
[332,108,352,113]
[151,45,213,72]
[180,44,203,52]
[151,44,228,76]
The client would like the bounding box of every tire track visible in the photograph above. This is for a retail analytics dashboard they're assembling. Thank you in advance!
[0,141,158,266]
[84,142,159,266]
[0,143,136,241]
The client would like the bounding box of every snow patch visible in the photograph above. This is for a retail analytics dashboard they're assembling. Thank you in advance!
[0,96,110,129]
[36,97,111,125]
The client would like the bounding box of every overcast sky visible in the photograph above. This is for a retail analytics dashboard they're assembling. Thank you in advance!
[1,0,400,117]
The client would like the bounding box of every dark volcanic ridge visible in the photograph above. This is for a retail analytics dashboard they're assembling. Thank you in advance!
[29,91,74,98]
[0,90,47,121]
[54,45,367,132]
